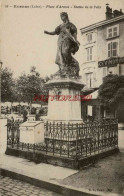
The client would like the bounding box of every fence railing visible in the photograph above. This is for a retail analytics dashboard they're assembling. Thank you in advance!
[7,119,118,159]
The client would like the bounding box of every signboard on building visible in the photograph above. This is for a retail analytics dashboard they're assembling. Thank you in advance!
[98,57,124,68]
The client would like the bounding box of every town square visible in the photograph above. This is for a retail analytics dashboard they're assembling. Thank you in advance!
[0,1,124,195]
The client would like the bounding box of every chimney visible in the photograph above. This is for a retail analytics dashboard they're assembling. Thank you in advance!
[113,9,124,17]
[105,4,113,20]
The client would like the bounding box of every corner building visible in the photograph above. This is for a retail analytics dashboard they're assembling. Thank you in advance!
[80,5,124,89]
[80,5,124,121]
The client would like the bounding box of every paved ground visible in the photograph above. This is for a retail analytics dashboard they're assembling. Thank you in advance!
[58,130,124,195]
[0,175,61,196]
[59,149,124,195]
[0,153,78,182]
[0,118,124,196]
[0,118,78,182]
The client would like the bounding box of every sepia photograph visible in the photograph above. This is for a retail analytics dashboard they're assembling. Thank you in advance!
[0,0,124,195]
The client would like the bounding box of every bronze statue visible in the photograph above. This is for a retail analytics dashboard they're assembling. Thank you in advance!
[44,12,80,77]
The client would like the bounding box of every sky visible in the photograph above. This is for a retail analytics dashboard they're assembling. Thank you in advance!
[0,0,124,78]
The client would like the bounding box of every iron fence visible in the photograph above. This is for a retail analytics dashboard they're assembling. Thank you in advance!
[7,119,118,159]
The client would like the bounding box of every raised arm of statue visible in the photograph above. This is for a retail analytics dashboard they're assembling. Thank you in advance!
[44,30,56,35]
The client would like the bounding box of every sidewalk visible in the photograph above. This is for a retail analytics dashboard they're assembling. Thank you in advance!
[0,153,78,182]
[59,149,124,196]
[0,152,123,196]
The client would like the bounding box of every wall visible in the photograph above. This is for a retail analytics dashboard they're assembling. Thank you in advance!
[80,29,98,88]
[119,20,124,75]
[81,19,124,88]
[97,20,124,85]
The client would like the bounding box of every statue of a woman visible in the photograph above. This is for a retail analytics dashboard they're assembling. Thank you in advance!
[44,12,80,77]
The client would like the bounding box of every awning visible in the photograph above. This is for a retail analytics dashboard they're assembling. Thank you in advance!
[90,90,99,99]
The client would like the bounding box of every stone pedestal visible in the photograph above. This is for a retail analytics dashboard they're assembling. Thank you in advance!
[45,77,84,122]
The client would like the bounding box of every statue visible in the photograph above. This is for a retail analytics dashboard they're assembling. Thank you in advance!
[44,12,80,78]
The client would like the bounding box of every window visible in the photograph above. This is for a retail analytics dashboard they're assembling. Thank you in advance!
[113,27,118,37]
[86,73,93,88]
[87,47,92,61]
[87,33,92,43]
[108,41,118,57]
[108,28,112,38]
[107,25,119,38]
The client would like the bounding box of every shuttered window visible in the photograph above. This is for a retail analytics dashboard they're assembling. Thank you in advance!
[86,73,93,88]
[108,42,118,57]
[87,47,92,61]
[107,25,119,38]
[87,33,92,43]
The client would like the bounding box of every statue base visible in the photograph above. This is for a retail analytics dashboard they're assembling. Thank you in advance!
[45,77,84,121]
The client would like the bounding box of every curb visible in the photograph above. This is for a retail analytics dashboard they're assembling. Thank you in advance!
[0,168,122,196]
[5,147,119,170]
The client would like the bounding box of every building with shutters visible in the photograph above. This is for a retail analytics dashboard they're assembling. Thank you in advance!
[80,5,124,122]
[80,4,124,90]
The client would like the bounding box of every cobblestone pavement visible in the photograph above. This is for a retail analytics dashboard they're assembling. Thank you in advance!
[0,176,61,196]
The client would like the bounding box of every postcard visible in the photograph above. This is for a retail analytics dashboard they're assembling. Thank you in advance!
[0,0,124,195]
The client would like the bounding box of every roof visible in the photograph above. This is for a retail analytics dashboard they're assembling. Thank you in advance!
[80,15,124,33]
[81,87,99,95]
[81,88,99,98]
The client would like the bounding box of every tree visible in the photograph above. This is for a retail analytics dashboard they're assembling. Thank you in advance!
[16,66,46,113]
[98,74,124,110]
[1,67,16,102]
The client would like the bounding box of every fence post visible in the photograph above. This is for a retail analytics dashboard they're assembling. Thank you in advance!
[60,122,62,157]
[7,122,9,146]
[17,123,20,144]
[98,122,100,153]
[11,123,14,148]
[93,122,96,154]
[28,143,29,151]
[53,122,55,155]
[17,124,20,150]
[33,144,35,153]
[17,138,19,150]
[86,124,88,157]
[45,121,48,155]
[76,123,79,160]
[116,119,118,148]
[90,125,92,156]
[22,143,23,150]
[68,122,70,158]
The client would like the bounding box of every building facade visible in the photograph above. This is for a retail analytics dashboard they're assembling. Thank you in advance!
[80,5,124,89]
[80,5,124,121]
